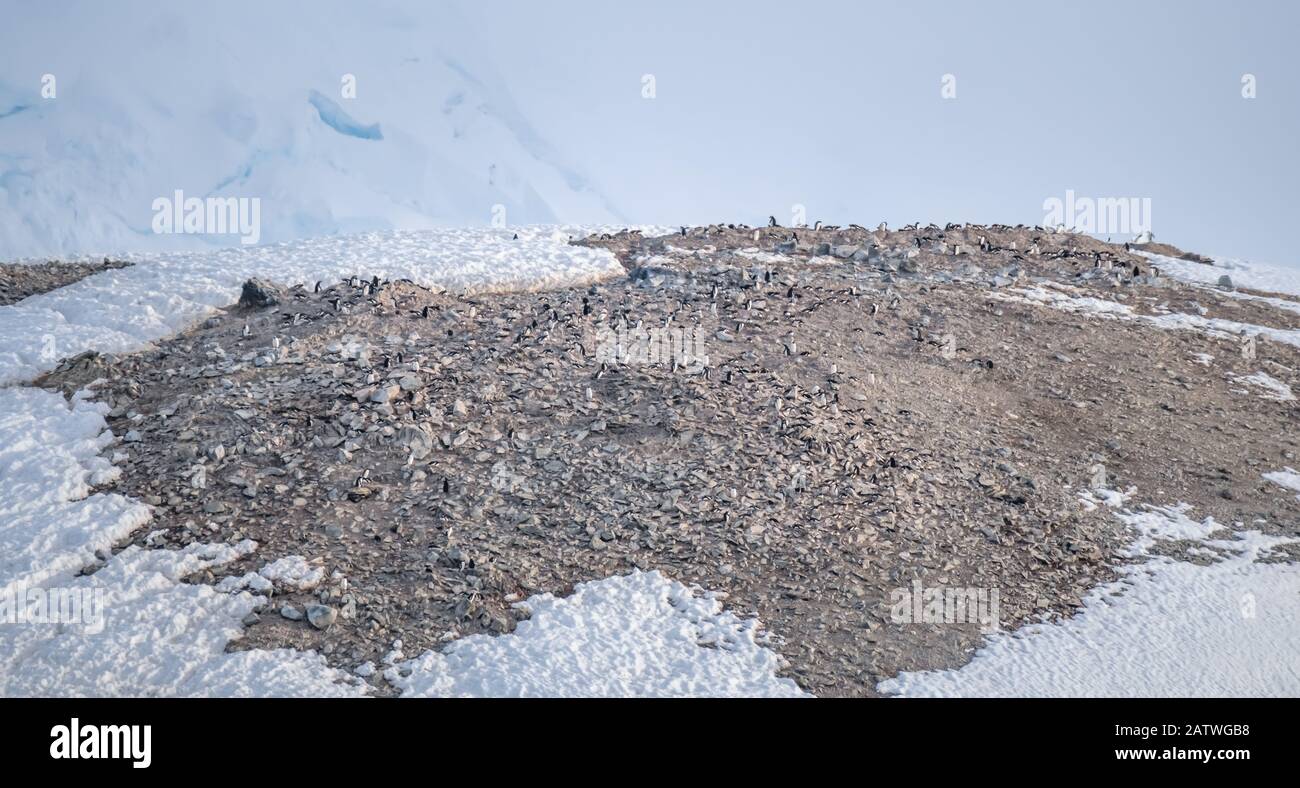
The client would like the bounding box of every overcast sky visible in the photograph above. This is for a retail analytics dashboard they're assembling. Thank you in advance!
[458,0,1299,267]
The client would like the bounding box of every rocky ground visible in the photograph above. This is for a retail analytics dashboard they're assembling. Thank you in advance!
[0,258,131,305]
[38,224,1300,696]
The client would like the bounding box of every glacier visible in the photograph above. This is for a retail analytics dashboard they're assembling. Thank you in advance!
[0,0,623,260]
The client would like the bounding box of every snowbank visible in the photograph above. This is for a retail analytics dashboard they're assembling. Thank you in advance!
[389,570,807,698]
[0,387,150,598]
[878,504,1300,697]
[1137,251,1300,298]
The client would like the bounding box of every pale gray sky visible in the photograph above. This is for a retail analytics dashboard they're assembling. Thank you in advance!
[459,0,1299,267]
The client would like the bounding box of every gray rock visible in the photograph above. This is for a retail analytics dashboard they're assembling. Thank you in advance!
[371,385,400,404]
[280,604,304,621]
[307,604,338,630]
[239,278,281,309]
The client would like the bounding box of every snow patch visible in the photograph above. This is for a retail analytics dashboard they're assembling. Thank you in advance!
[992,285,1300,350]
[0,387,151,598]
[1137,251,1300,299]
[0,539,367,697]
[1230,371,1296,402]
[387,570,807,698]
[1263,468,1300,501]
[878,503,1300,697]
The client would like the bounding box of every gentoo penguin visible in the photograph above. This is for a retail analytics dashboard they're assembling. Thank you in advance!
[768,215,778,227]
[814,220,823,230]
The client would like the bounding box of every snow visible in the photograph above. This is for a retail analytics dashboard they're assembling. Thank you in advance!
[1215,288,1300,317]
[992,283,1300,350]
[1263,468,1300,501]
[0,387,151,599]
[0,1,623,260]
[878,503,1300,697]
[215,555,323,595]
[0,227,632,385]
[1137,251,1300,298]
[0,539,368,698]
[991,284,1137,320]
[388,570,807,698]
[0,385,366,697]
[253,556,325,592]
[1230,371,1296,402]
[1077,486,1136,512]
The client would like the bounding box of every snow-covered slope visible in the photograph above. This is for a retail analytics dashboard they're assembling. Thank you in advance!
[878,502,1300,697]
[1137,251,1300,298]
[0,0,621,260]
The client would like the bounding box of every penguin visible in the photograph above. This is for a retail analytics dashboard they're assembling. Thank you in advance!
[512,233,518,240]
[421,305,432,319]
[768,216,778,227]
[314,281,322,293]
